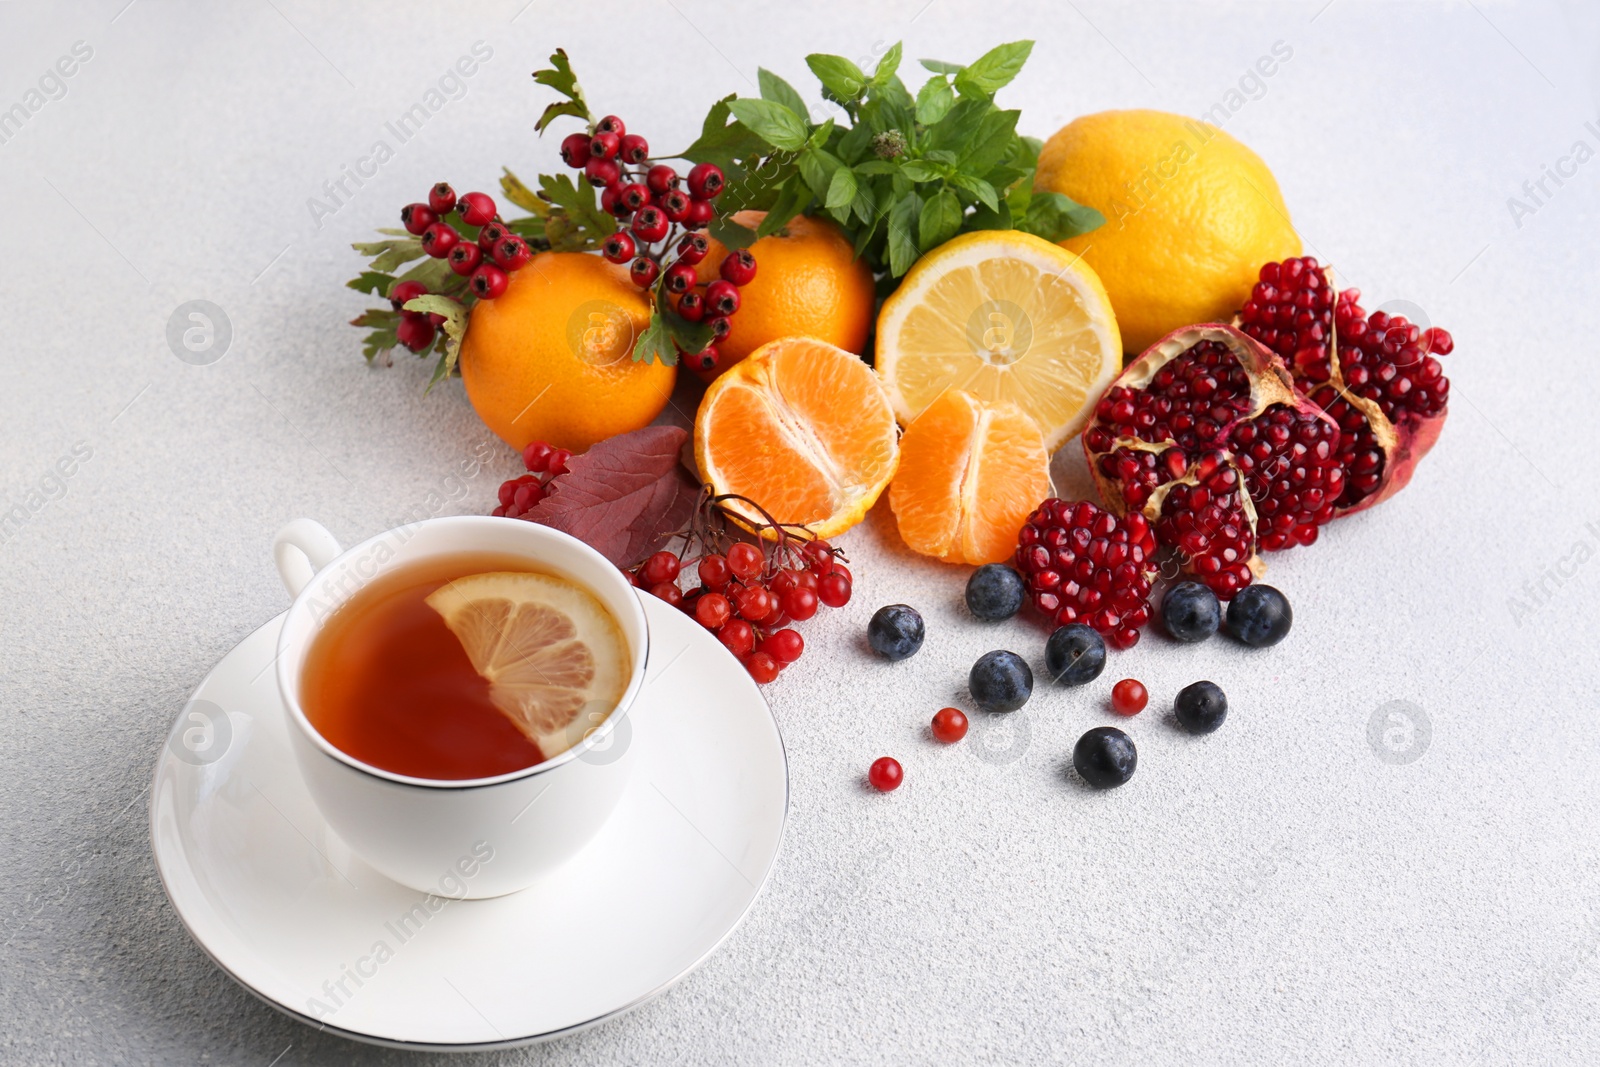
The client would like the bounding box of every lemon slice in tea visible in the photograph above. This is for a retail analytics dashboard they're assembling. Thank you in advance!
[425,572,629,760]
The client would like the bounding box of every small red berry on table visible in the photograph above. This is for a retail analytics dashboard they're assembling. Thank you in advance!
[1111,679,1148,716]
[817,572,852,607]
[717,618,754,658]
[931,707,968,744]
[868,757,903,792]
[744,651,780,684]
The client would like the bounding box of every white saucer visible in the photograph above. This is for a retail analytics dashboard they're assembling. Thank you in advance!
[150,592,788,1050]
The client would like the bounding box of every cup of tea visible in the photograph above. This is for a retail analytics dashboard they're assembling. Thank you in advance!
[271,515,649,898]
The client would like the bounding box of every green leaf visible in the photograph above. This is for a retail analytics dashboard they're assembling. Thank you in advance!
[961,108,1020,173]
[395,256,458,292]
[808,118,836,148]
[347,271,395,296]
[531,48,592,133]
[1020,191,1105,242]
[402,295,470,391]
[351,306,401,363]
[898,160,943,183]
[676,94,771,168]
[632,312,677,366]
[725,98,809,151]
[805,54,866,100]
[758,68,810,122]
[965,200,1012,232]
[920,58,965,75]
[756,175,812,238]
[851,180,878,225]
[918,186,963,251]
[708,214,759,250]
[538,172,616,250]
[924,96,991,153]
[657,286,715,356]
[914,76,955,125]
[825,166,858,211]
[951,174,999,211]
[836,120,874,163]
[871,42,903,87]
[500,168,548,217]
[797,146,838,200]
[886,192,922,277]
[352,235,425,274]
[953,40,1033,97]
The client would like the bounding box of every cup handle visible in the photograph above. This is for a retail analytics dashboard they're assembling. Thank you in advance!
[273,519,343,599]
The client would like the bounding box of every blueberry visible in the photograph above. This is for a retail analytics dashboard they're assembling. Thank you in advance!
[1174,680,1228,734]
[867,604,925,661]
[969,650,1033,712]
[1043,624,1106,686]
[1073,727,1137,788]
[1226,584,1292,647]
[965,564,1026,621]
[1161,581,1221,643]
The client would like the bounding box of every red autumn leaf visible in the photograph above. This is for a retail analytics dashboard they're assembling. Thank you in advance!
[521,425,700,569]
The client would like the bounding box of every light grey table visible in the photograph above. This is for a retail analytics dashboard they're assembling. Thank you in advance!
[4,1,1600,1063]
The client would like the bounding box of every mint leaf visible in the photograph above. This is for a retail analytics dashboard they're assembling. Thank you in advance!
[798,146,842,200]
[756,174,812,237]
[871,42,903,87]
[953,40,1033,96]
[632,312,677,365]
[726,98,809,151]
[347,271,394,296]
[758,68,810,123]
[920,58,965,75]
[951,174,999,211]
[676,94,770,167]
[918,186,963,251]
[924,96,991,153]
[898,159,943,183]
[887,192,922,277]
[825,166,858,211]
[1020,191,1105,242]
[532,48,592,133]
[500,168,548,217]
[961,108,1020,172]
[805,54,866,100]
[915,76,955,125]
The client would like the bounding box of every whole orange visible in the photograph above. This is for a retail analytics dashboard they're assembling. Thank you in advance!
[694,211,876,373]
[459,252,675,453]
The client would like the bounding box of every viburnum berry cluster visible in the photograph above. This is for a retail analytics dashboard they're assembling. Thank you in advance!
[555,114,755,374]
[492,440,575,518]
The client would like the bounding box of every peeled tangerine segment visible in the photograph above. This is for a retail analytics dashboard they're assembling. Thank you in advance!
[425,572,629,758]
[890,390,1051,564]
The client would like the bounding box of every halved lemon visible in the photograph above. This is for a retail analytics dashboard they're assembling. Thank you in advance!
[425,572,629,759]
[875,230,1122,451]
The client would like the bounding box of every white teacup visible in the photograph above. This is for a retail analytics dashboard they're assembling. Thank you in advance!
[271,516,648,898]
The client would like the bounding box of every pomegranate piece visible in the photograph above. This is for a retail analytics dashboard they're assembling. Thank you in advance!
[1013,498,1158,649]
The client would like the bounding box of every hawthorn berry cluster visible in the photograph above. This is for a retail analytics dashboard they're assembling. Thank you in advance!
[491,440,575,518]
[558,114,757,373]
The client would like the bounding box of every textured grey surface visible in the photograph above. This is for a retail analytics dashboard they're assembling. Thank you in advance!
[4,1,1600,1064]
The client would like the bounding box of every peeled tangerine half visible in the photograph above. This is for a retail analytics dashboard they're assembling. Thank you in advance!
[425,572,629,758]
[694,336,899,539]
[890,389,1051,565]
[875,229,1122,452]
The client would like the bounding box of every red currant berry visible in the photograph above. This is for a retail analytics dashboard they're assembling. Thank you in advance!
[595,114,626,137]
[447,241,482,276]
[401,202,437,236]
[695,592,731,629]
[687,162,725,200]
[781,586,819,621]
[512,478,544,511]
[388,280,428,311]
[602,232,636,264]
[717,618,754,658]
[1111,679,1148,717]
[770,569,800,595]
[547,448,572,475]
[648,581,683,609]
[619,133,650,165]
[618,183,650,213]
[664,262,697,294]
[931,707,969,744]
[690,345,720,373]
[803,541,835,573]
[646,164,679,194]
[428,182,457,214]
[457,192,496,227]
[396,312,435,352]
[707,315,732,340]
[727,542,763,581]
[523,441,553,472]
[698,554,730,588]
[470,264,509,299]
[735,584,775,621]
[763,628,804,664]
[868,757,903,792]
[660,188,692,223]
[585,157,621,188]
[705,280,741,316]
[589,131,620,161]
[640,550,681,586]
[794,569,819,592]
[817,573,852,607]
[559,132,592,168]
[676,290,706,322]
[477,221,509,250]
[631,206,669,243]
[720,249,758,286]
[497,475,525,507]
[676,233,711,266]
[744,651,780,685]
[629,257,659,287]
[420,223,460,257]
[685,199,714,229]
[492,236,532,271]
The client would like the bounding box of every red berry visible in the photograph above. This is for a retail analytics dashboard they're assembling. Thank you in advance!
[629,257,659,287]
[717,618,754,657]
[648,581,683,609]
[762,628,804,664]
[585,157,621,188]
[646,164,679,194]
[735,584,775,621]
[803,541,836,573]
[420,222,460,257]
[771,569,800,595]
[595,115,626,137]
[389,280,428,311]
[523,441,553,472]
[600,185,623,217]
[632,206,670,243]
[868,757,903,792]
[664,262,697,294]
[705,280,741,316]
[401,202,437,236]
[618,183,651,213]
[676,233,710,266]
[457,192,496,227]
[470,264,508,299]
[512,478,544,511]
[640,550,681,586]
[698,554,730,588]
[589,131,620,161]
[1111,679,1148,717]
[695,592,732,629]
[619,133,650,165]
[781,586,819,621]
[817,573,852,607]
[690,345,720,373]
[685,199,714,229]
[498,475,529,507]
[676,290,706,322]
[448,241,482,276]
[931,707,969,744]
[492,236,532,271]
[428,182,457,214]
[727,542,763,580]
[687,162,725,200]
[396,312,435,352]
[720,249,758,286]
[744,651,780,684]
[477,221,509,250]
[559,132,592,168]
[547,448,572,475]
[602,232,635,264]
[707,315,732,340]
[660,188,691,223]
[794,569,819,592]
